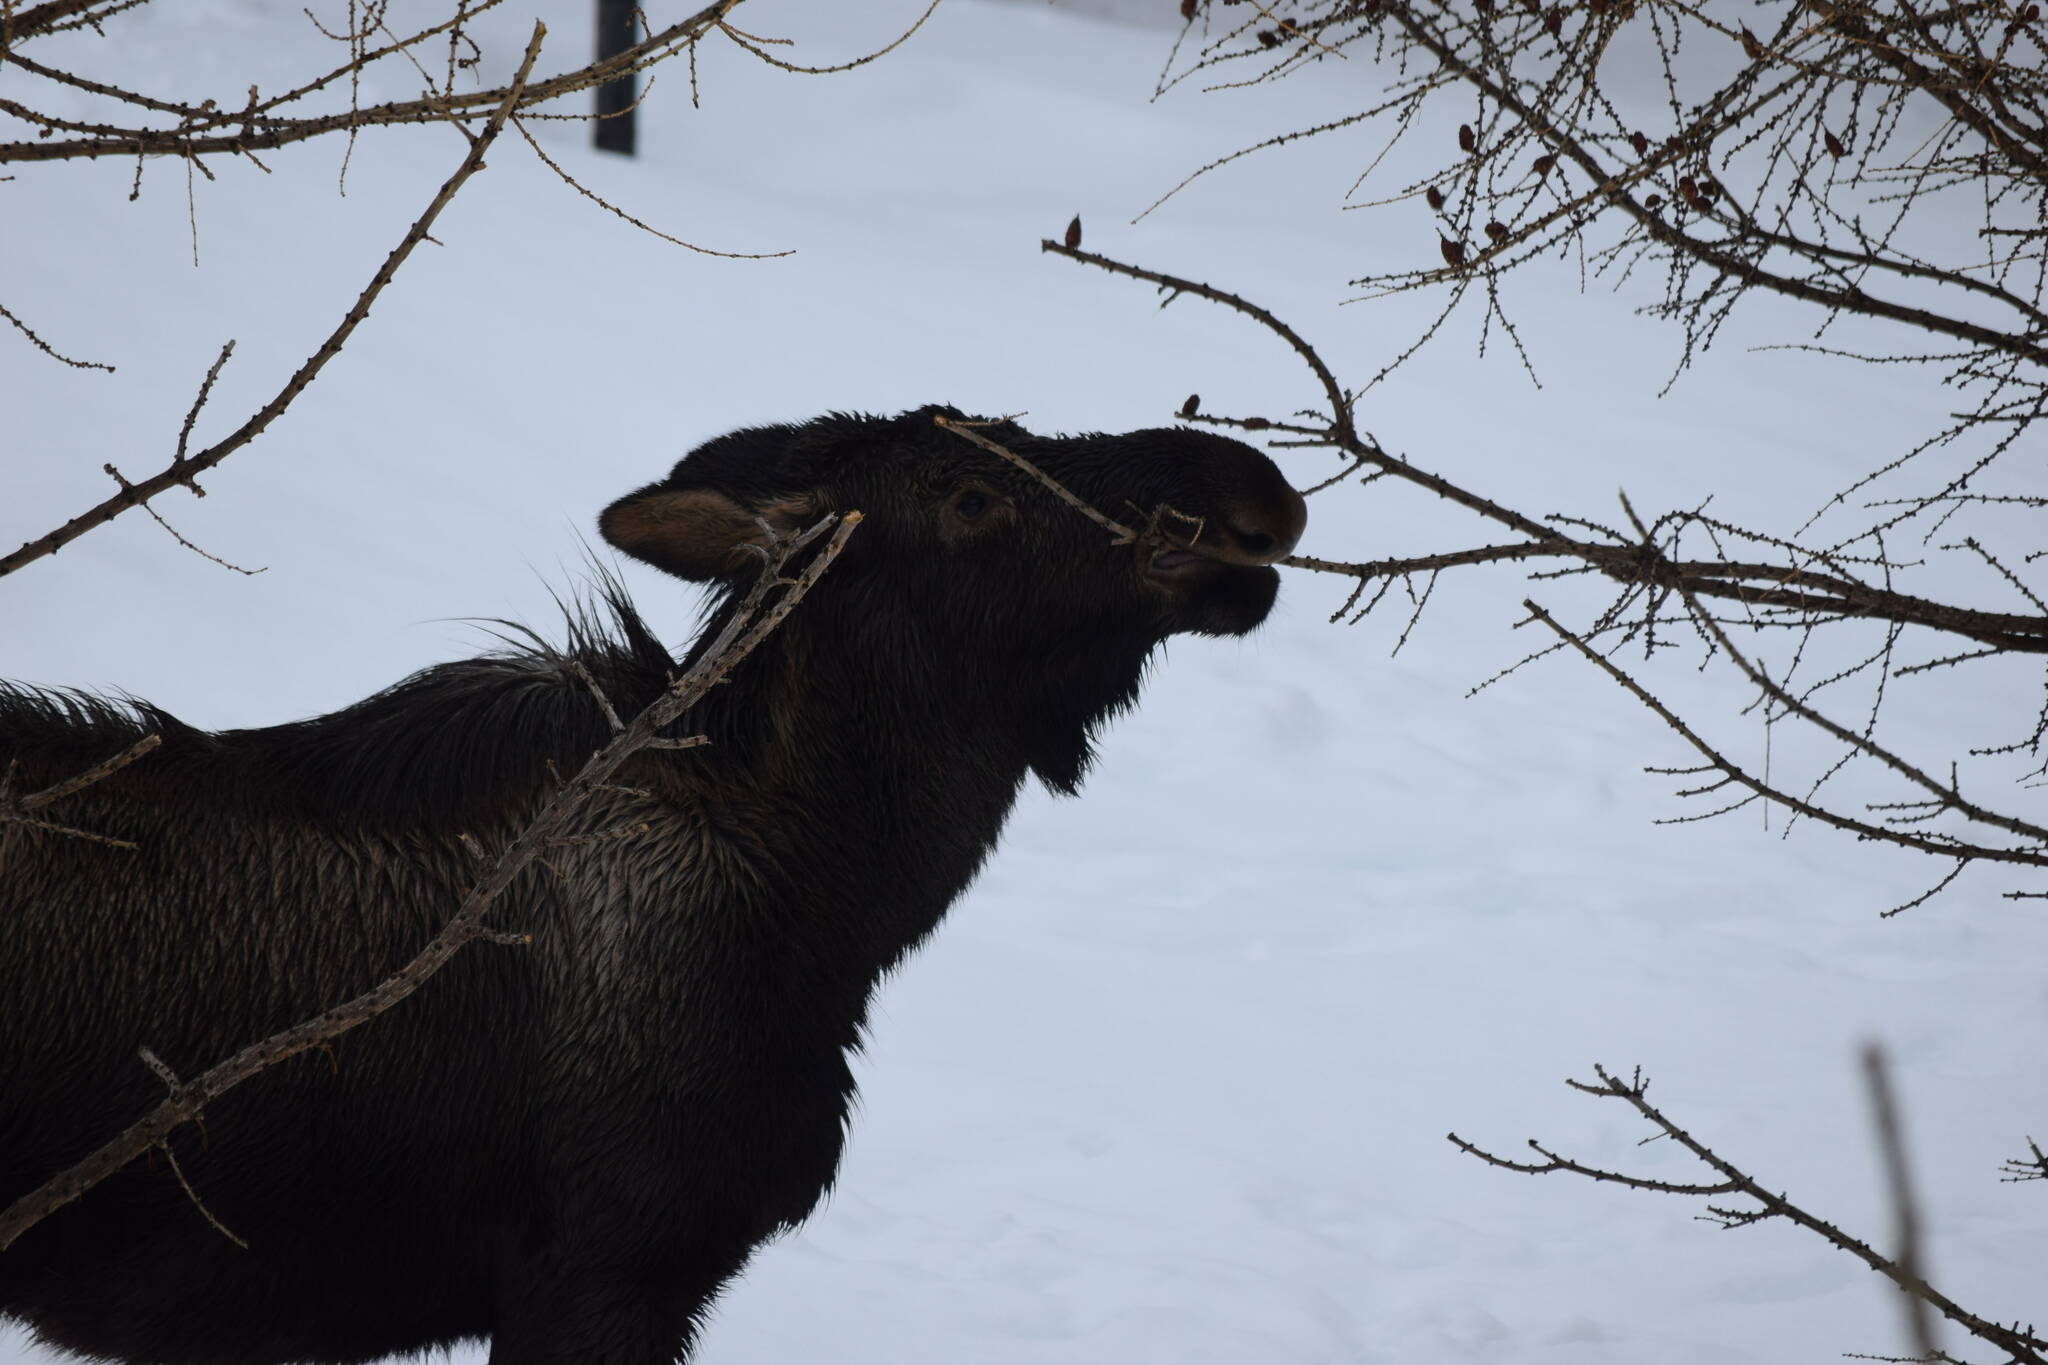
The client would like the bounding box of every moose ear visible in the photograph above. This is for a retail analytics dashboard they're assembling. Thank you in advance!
[599,485,817,582]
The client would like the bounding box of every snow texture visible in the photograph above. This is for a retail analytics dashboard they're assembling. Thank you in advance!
[3,1,2044,1361]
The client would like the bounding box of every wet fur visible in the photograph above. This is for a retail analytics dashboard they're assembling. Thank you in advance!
[0,407,1300,1365]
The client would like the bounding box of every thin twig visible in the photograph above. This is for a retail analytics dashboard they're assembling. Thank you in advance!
[1522,599,2048,868]
[1451,1064,2048,1363]
[509,116,790,259]
[0,300,116,372]
[0,22,549,579]
[715,0,941,76]
[1,1,745,165]
[934,414,1139,545]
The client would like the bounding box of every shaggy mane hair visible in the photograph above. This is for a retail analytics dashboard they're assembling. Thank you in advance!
[0,578,681,832]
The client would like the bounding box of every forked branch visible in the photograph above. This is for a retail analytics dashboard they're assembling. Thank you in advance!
[1450,1062,2047,1364]
[1038,238,2047,901]
[0,733,162,850]
[0,21,547,581]
[0,1,744,165]
[1042,239,2048,653]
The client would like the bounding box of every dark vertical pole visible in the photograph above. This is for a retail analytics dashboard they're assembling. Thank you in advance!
[594,0,637,156]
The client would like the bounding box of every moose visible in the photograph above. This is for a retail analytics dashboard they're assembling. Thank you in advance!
[0,406,1306,1365]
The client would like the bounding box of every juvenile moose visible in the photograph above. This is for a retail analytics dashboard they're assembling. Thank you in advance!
[0,407,1306,1365]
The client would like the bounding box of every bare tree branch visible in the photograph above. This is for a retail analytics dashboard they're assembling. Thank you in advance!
[1038,237,2048,901]
[0,20,548,580]
[1043,239,2048,651]
[0,1,746,165]
[1152,0,2048,542]
[1450,1064,2048,1364]
[0,734,162,850]
[0,299,115,372]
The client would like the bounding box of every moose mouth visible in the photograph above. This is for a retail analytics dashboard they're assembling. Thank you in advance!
[1126,479,1304,636]
[1140,547,1207,583]
[1138,542,1282,636]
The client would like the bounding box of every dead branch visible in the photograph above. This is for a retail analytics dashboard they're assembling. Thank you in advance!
[0,21,547,581]
[935,414,1142,545]
[509,114,791,259]
[0,733,162,850]
[716,1,945,77]
[4,0,922,571]
[0,1,745,166]
[0,508,861,1251]
[135,1048,247,1250]
[2001,1137,2048,1184]
[1372,4,2048,368]
[1156,0,2048,537]
[1524,597,2048,869]
[0,300,114,372]
[1039,239,2047,901]
[1449,1063,2048,1364]
[1664,566,2048,851]
[1042,239,2048,653]
[5,732,161,812]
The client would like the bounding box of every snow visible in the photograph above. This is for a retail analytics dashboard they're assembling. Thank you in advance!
[4,1,2044,1361]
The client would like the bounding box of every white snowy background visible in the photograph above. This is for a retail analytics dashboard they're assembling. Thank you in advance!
[4,1,2045,1361]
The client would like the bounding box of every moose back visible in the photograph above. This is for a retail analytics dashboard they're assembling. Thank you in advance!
[0,407,1306,1365]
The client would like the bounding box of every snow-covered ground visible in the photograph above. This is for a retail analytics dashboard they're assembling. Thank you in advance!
[5,2,2044,1361]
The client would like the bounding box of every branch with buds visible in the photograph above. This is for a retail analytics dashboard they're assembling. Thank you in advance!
[1027,232,2047,907]
[1451,1059,2047,1364]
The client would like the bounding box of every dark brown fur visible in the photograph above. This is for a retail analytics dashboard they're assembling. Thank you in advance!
[0,407,1305,1365]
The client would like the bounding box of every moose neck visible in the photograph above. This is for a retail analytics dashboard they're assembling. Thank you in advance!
[659,583,1155,972]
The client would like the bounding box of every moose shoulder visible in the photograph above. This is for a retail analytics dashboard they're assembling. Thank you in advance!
[0,407,1305,1365]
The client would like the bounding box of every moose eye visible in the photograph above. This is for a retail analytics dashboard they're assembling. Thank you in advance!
[952,489,991,521]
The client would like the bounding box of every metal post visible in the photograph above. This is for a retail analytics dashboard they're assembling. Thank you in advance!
[594,0,637,156]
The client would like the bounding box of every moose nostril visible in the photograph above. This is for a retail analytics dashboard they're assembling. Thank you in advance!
[1219,485,1306,564]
